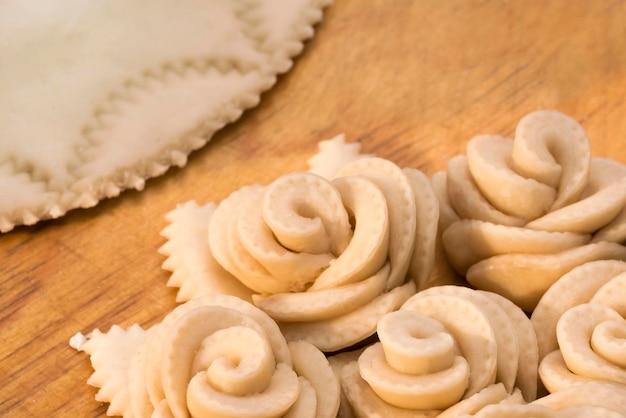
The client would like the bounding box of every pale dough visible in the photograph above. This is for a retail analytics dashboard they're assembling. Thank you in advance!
[0,0,331,232]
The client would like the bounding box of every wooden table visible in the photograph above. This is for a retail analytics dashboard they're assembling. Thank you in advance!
[2,1,626,416]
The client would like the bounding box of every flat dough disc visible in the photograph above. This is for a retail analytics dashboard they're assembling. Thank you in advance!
[0,0,330,232]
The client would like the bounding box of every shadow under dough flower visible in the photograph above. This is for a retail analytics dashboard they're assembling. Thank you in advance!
[436,110,626,311]
[206,153,440,352]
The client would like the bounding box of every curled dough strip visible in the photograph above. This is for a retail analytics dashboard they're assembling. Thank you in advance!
[591,316,626,368]
[478,290,538,401]
[186,363,299,418]
[589,272,626,316]
[283,378,317,418]
[252,264,389,322]
[358,310,470,410]
[334,157,417,290]
[461,403,556,418]
[431,171,460,231]
[237,192,334,291]
[526,158,626,234]
[261,172,352,256]
[403,167,440,290]
[446,155,526,227]
[376,310,456,376]
[309,175,390,291]
[401,293,498,397]
[209,185,288,294]
[341,371,519,418]
[531,260,626,360]
[428,172,464,288]
[467,241,626,312]
[467,135,556,219]
[538,350,598,393]
[436,383,516,418]
[340,361,440,418]
[280,281,416,353]
[593,173,626,242]
[532,381,626,415]
[410,286,522,396]
[460,402,626,418]
[288,340,341,418]
[443,219,590,275]
[359,345,469,410]
[555,303,626,384]
[512,110,591,212]
[234,172,351,292]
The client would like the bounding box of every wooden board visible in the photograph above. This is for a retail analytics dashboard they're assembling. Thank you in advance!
[2,0,626,415]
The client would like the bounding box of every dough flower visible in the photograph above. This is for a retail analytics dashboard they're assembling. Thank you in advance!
[435,110,626,311]
[340,286,538,417]
[531,260,626,393]
[162,137,441,352]
[75,295,340,418]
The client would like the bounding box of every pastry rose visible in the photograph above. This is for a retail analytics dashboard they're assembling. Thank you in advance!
[75,295,340,418]
[531,260,626,393]
[340,286,538,417]
[162,137,442,352]
[435,110,626,311]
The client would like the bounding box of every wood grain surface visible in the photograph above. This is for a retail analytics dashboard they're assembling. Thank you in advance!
[2,1,626,416]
